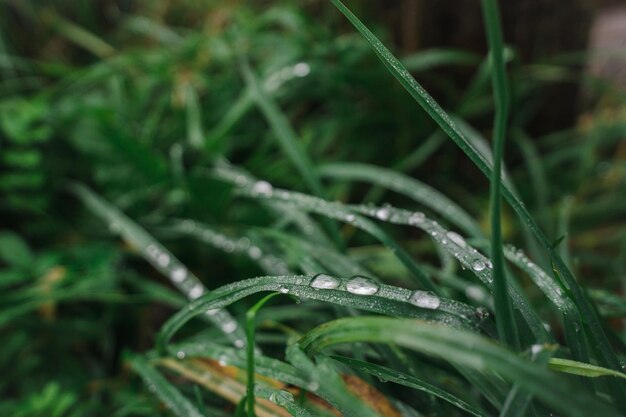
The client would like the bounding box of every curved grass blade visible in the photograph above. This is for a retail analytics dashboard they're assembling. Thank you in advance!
[331,355,490,417]
[128,354,205,417]
[329,0,626,396]
[73,185,247,348]
[213,166,437,293]
[157,274,484,351]
[319,162,483,238]
[298,316,620,417]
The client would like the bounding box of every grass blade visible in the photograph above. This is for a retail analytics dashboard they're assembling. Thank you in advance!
[74,184,247,348]
[332,355,490,417]
[128,354,205,417]
[299,316,620,417]
[319,162,483,238]
[481,0,518,349]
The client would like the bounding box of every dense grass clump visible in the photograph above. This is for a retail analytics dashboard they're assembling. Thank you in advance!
[1,1,626,417]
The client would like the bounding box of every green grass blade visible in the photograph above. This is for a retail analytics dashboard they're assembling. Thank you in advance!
[73,185,247,348]
[157,274,483,350]
[332,355,490,417]
[319,162,483,238]
[128,354,205,417]
[299,316,620,417]
[481,0,518,349]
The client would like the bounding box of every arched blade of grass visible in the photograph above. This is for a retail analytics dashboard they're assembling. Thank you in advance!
[319,162,483,238]
[298,316,620,417]
[239,57,343,249]
[157,274,485,351]
[331,355,490,417]
[213,166,437,293]
[127,354,205,417]
[329,0,626,395]
[481,0,518,350]
[73,185,247,348]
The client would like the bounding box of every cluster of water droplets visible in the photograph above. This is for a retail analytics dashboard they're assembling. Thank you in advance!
[503,244,571,310]
[174,220,289,275]
[353,205,495,282]
[310,273,443,311]
[142,241,246,347]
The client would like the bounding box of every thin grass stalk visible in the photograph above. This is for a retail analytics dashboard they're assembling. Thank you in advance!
[480,0,518,349]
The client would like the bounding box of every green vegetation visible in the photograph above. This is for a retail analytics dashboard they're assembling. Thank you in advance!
[1,1,625,416]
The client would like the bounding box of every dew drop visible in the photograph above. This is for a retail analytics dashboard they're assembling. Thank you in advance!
[346,276,379,295]
[375,207,390,221]
[345,214,355,223]
[170,266,187,283]
[222,320,238,334]
[108,222,121,233]
[156,252,170,268]
[310,273,340,290]
[408,212,425,225]
[189,284,204,299]
[268,390,294,405]
[485,260,493,269]
[278,286,289,294]
[465,285,486,302]
[252,180,273,197]
[409,290,440,309]
[472,260,486,272]
[293,62,311,77]
[176,351,186,359]
[531,344,543,355]
[235,175,248,186]
[234,339,245,349]
[306,382,319,392]
[248,246,262,259]
[446,231,466,247]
